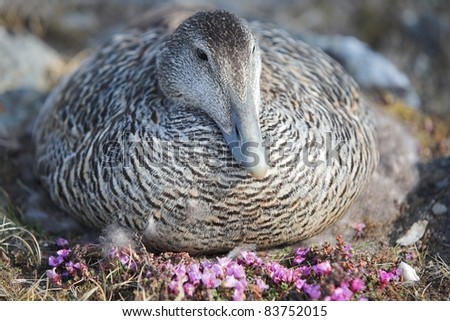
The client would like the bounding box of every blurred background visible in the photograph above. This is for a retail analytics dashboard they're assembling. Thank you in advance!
[1,0,449,118]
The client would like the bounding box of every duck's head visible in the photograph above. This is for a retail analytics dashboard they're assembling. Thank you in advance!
[156,10,267,179]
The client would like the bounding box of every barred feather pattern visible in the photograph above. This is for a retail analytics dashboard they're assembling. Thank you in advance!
[34,19,378,254]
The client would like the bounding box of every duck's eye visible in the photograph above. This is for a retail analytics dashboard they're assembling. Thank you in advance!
[196,48,208,61]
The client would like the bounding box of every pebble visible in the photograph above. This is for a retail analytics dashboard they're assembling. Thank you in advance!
[398,261,420,282]
[431,202,447,216]
[396,220,428,246]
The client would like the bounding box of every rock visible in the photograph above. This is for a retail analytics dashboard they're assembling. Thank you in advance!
[398,261,420,282]
[298,33,421,109]
[396,220,428,246]
[431,203,447,216]
[0,27,64,94]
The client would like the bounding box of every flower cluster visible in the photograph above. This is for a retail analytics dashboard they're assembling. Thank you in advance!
[156,256,249,300]
[45,235,402,300]
[379,268,402,289]
[46,238,88,286]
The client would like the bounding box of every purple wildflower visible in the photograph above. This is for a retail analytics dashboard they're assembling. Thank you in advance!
[304,283,321,300]
[379,269,400,289]
[351,278,366,293]
[312,261,332,276]
[210,263,224,278]
[217,256,231,267]
[46,268,62,285]
[256,278,269,291]
[74,262,88,275]
[294,247,310,265]
[168,280,181,295]
[358,297,369,301]
[269,262,293,284]
[295,278,306,290]
[201,269,220,289]
[344,244,353,257]
[184,283,196,296]
[48,255,64,267]
[175,265,187,277]
[120,254,129,265]
[223,275,238,288]
[232,278,247,301]
[55,238,69,248]
[354,223,366,237]
[187,263,202,286]
[65,261,76,276]
[56,249,71,259]
[295,265,311,278]
[241,251,263,266]
[405,252,414,260]
[226,262,245,279]
[330,282,353,301]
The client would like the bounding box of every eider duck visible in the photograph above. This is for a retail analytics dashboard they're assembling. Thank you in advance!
[34,9,379,254]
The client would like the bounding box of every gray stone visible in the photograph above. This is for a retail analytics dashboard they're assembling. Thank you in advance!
[432,203,447,216]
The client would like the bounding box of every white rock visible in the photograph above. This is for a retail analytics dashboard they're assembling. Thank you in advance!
[396,220,428,246]
[432,203,447,216]
[398,261,420,282]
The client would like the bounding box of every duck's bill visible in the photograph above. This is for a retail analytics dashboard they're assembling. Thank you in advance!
[221,103,268,179]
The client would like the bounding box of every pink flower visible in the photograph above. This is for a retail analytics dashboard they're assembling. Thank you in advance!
[201,269,220,289]
[119,254,129,265]
[184,283,196,296]
[379,269,400,289]
[294,247,310,265]
[48,255,64,267]
[304,283,321,300]
[354,223,366,237]
[344,244,353,257]
[55,238,69,248]
[217,256,231,267]
[241,251,263,266]
[56,249,71,259]
[74,262,88,275]
[256,278,269,291]
[295,266,311,277]
[46,268,62,285]
[168,280,180,294]
[269,262,293,284]
[65,261,76,276]
[351,278,366,293]
[295,278,306,290]
[312,261,332,276]
[232,279,247,301]
[226,262,245,279]
[330,282,353,301]
[187,263,202,286]
[232,289,246,301]
[210,263,224,278]
[175,265,187,277]
[223,275,238,288]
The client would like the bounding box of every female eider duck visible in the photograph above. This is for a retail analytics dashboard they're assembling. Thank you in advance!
[34,9,379,254]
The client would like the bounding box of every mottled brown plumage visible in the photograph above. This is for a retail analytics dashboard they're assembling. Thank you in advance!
[34,9,378,254]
